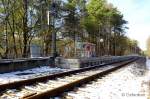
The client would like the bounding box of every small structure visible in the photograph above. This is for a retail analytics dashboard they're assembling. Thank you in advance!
[30,44,42,58]
[76,42,96,58]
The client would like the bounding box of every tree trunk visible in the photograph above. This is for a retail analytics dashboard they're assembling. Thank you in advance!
[12,6,18,58]
[4,22,9,58]
[22,0,28,58]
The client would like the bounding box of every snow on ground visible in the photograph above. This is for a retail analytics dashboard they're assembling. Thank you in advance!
[146,57,150,70]
[65,58,150,99]
[0,66,67,84]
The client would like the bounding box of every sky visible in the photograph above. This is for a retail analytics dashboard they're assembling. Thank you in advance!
[107,0,150,50]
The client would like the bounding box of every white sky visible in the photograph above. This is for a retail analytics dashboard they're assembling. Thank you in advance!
[107,0,150,50]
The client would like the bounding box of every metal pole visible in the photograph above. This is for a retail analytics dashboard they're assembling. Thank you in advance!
[52,0,57,66]
[51,14,56,58]
[48,0,57,66]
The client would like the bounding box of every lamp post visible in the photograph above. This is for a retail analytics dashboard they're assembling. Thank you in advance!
[47,0,57,66]
[112,32,116,56]
[99,38,104,56]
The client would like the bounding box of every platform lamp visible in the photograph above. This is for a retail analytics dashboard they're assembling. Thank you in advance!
[47,0,57,66]
[99,38,104,56]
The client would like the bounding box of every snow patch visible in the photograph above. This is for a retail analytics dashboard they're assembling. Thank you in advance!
[0,66,67,84]
[65,59,150,99]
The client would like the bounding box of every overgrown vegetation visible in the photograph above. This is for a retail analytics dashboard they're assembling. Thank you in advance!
[0,0,141,58]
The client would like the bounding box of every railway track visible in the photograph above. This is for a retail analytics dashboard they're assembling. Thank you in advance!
[0,56,139,99]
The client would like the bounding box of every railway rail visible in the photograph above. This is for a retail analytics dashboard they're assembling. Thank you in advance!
[0,56,139,99]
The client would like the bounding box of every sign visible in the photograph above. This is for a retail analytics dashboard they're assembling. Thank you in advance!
[76,42,82,49]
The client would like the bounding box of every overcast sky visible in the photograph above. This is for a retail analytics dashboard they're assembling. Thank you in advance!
[107,0,150,50]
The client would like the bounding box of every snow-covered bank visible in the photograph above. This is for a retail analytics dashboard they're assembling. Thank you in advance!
[146,57,150,70]
[0,66,67,84]
[65,58,150,99]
